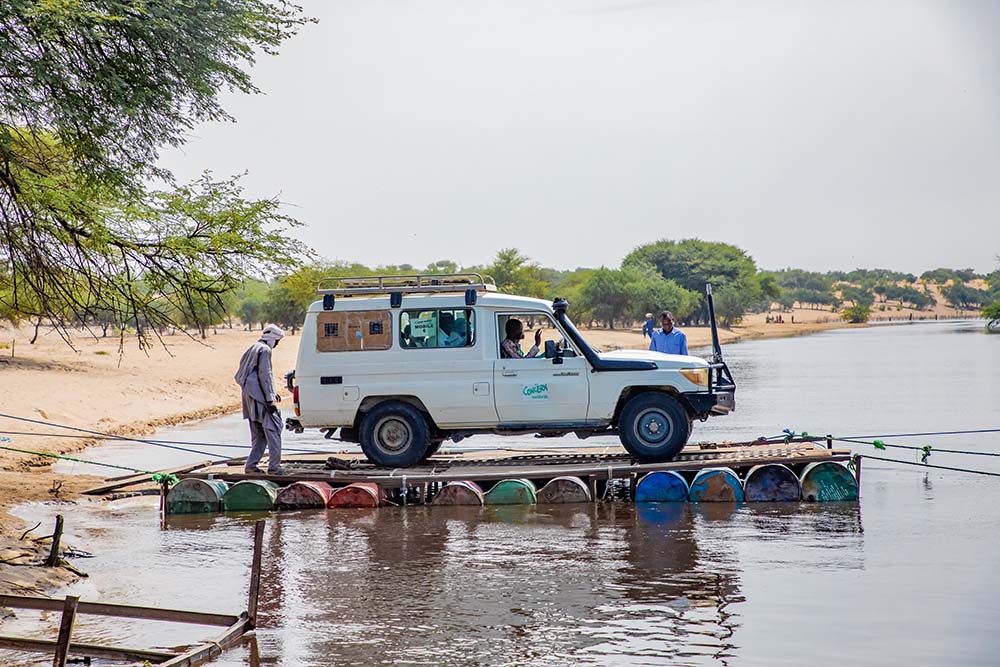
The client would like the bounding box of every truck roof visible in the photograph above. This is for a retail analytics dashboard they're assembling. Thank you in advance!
[306,292,553,313]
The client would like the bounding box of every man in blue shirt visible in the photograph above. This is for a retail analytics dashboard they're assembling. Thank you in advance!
[649,310,688,355]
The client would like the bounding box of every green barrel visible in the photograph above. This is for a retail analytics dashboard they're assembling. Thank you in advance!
[536,477,591,504]
[800,461,858,502]
[484,479,537,505]
[166,478,229,514]
[222,480,280,512]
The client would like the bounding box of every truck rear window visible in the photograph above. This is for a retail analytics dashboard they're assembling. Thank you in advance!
[400,309,475,349]
[316,310,392,352]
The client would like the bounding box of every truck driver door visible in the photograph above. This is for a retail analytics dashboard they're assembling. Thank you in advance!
[493,313,590,424]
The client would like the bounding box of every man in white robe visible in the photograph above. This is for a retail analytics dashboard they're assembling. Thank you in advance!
[235,324,288,475]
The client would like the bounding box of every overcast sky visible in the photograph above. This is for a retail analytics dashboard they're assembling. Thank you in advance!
[159,0,1000,274]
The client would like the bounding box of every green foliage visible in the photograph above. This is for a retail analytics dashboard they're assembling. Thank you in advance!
[920,268,982,284]
[487,248,547,297]
[841,303,871,323]
[575,266,696,328]
[769,269,833,292]
[0,1,312,346]
[873,284,933,310]
[982,302,1000,321]
[788,288,838,309]
[837,285,875,308]
[624,238,774,324]
[829,268,918,287]
[941,282,989,309]
[577,268,631,329]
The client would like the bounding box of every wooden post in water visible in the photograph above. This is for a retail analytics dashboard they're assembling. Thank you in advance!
[52,595,79,667]
[247,520,264,629]
[45,515,64,567]
[826,434,833,450]
[160,478,170,519]
[854,455,863,488]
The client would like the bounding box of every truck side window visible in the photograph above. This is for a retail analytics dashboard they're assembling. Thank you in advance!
[400,309,476,349]
[316,310,392,352]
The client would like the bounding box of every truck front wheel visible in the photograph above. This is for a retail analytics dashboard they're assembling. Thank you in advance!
[618,393,691,462]
[360,401,430,467]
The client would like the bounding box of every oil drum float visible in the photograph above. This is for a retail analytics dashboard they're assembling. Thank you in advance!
[166,478,229,514]
[800,461,858,502]
[222,480,280,512]
[688,468,745,503]
[484,479,537,505]
[634,471,689,503]
[537,477,592,504]
[743,464,801,502]
[275,481,335,510]
[432,480,485,506]
[328,482,382,508]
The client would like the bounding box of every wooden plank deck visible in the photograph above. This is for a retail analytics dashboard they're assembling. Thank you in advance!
[176,440,853,489]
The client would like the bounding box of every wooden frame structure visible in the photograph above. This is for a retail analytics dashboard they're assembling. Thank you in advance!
[0,521,265,667]
[81,438,855,502]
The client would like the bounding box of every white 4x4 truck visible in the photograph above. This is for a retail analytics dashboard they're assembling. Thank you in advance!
[285,274,735,467]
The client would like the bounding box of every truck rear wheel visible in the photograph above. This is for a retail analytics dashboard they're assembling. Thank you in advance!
[618,393,691,462]
[360,401,430,468]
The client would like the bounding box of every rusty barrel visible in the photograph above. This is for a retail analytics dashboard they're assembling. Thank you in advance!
[484,479,537,505]
[328,482,382,508]
[688,468,745,503]
[222,480,280,512]
[537,477,592,504]
[275,481,335,510]
[432,481,484,506]
[634,471,689,503]
[743,464,801,502]
[166,478,229,514]
[800,461,858,502]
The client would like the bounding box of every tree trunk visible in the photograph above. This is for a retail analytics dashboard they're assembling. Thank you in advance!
[29,317,42,344]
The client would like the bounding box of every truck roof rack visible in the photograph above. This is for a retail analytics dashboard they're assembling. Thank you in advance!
[316,273,497,297]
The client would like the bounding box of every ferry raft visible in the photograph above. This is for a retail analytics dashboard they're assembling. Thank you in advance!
[105,437,861,514]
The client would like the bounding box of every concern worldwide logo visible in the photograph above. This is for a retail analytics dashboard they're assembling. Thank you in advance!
[522,383,549,400]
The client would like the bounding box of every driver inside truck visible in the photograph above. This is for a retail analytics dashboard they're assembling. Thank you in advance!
[500,318,542,358]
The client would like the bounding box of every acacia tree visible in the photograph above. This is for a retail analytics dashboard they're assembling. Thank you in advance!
[0,1,313,347]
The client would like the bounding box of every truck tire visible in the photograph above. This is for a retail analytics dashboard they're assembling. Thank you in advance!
[422,439,444,461]
[618,393,691,462]
[360,401,430,468]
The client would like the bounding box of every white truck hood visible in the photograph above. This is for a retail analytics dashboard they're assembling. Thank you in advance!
[598,349,709,369]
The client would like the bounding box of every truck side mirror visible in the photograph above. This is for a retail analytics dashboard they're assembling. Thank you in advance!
[544,340,563,364]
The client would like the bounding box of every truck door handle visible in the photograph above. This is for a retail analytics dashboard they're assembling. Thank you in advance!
[553,371,580,377]
[501,371,518,377]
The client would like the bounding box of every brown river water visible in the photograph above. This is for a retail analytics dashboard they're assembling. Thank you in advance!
[4,320,1000,666]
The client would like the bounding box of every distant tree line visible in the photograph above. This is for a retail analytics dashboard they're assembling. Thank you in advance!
[5,235,999,338]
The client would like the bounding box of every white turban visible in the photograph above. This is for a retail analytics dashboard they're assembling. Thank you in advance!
[260,324,285,347]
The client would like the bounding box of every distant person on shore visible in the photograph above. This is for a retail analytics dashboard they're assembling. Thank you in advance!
[642,313,655,339]
[649,310,688,356]
[235,324,288,475]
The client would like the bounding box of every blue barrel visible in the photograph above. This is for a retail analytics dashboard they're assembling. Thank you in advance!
[689,468,745,503]
[744,464,801,502]
[635,471,689,503]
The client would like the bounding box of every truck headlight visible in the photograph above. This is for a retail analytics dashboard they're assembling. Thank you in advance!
[679,368,709,387]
